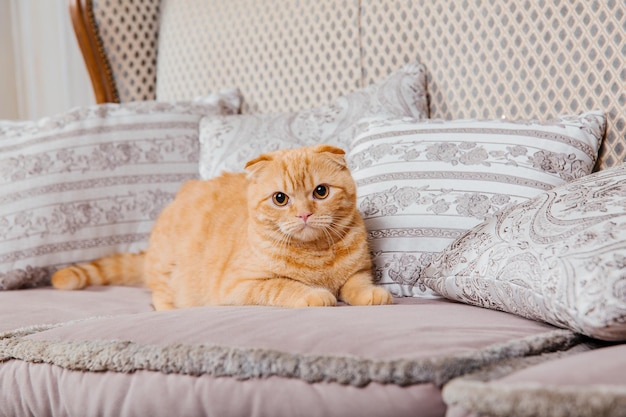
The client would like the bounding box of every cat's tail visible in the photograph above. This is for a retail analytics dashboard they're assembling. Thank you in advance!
[51,252,145,290]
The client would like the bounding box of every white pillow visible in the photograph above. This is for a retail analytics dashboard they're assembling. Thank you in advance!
[198,62,428,178]
[422,163,626,341]
[0,93,240,291]
[348,111,605,297]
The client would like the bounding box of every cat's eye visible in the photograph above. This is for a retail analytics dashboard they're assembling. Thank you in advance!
[272,192,289,206]
[313,184,330,200]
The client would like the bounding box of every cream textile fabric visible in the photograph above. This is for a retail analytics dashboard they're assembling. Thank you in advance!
[0,93,240,291]
[198,62,428,178]
[424,164,626,341]
[360,0,624,170]
[90,0,624,169]
[156,0,362,114]
[348,112,605,297]
[91,0,161,102]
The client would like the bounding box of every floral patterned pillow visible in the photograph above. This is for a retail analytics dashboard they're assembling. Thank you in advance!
[422,163,626,341]
[198,62,428,178]
[348,111,605,297]
[0,93,240,291]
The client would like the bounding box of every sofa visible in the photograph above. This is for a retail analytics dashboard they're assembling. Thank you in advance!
[0,1,625,416]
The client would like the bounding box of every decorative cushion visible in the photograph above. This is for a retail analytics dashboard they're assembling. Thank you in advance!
[0,291,581,417]
[422,163,626,341]
[0,92,240,291]
[198,62,428,179]
[347,111,605,297]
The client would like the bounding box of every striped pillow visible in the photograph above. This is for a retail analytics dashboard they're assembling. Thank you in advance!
[348,111,605,297]
[0,94,240,290]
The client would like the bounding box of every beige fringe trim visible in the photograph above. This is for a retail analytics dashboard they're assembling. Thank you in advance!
[0,320,582,388]
[443,346,626,417]
[444,378,626,417]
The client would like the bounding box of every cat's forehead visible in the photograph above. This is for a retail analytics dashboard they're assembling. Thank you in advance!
[250,147,348,193]
[274,158,323,191]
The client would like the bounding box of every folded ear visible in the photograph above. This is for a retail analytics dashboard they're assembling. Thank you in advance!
[313,144,347,168]
[313,144,345,156]
[244,153,273,178]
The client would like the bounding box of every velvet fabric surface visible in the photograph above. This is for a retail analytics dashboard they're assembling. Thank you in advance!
[444,344,626,417]
[0,287,584,417]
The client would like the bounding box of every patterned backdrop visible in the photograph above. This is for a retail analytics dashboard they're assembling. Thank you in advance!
[87,0,624,170]
[359,0,625,170]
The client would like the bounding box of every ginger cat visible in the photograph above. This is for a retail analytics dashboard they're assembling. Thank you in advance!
[52,145,392,310]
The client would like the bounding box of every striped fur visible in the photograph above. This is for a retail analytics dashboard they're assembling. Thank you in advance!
[52,252,144,289]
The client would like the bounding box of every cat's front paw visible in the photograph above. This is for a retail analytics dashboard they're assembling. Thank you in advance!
[345,286,393,306]
[295,288,337,307]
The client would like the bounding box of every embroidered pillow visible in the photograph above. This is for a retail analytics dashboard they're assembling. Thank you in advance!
[198,62,428,178]
[348,112,605,297]
[423,164,626,341]
[0,93,240,291]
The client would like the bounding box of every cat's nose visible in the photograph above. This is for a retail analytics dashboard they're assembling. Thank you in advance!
[297,212,313,222]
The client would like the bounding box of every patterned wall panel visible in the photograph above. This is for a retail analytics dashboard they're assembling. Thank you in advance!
[91,0,160,102]
[360,0,625,170]
[156,0,362,114]
[84,0,624,170]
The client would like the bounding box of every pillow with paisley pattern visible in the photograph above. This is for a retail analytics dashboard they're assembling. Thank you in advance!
[422,163,626,341]
[348,111,605,297]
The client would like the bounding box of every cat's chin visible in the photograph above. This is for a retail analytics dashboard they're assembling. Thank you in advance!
[289,227,325,244]
[279,223,329,245]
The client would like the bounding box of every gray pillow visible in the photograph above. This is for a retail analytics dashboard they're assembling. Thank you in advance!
[198,62,428,178]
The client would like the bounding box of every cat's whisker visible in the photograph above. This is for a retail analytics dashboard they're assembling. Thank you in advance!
[271,231,291,263]
[268,228,288,253]
[321,228,336,250]
[326,222,357,258]
[320,222,340,240]
[266,227,289,268]
[326,221,351,240]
